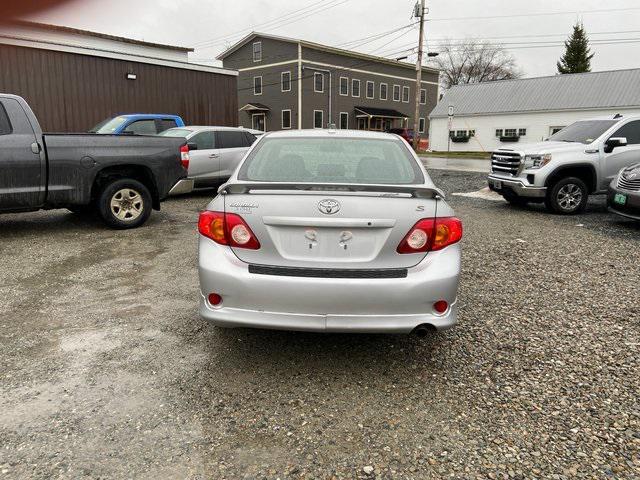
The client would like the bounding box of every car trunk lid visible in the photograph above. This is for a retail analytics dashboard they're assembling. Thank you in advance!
[221,183,441,270]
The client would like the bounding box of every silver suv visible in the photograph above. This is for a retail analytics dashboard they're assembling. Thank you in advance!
[488,115,640,214]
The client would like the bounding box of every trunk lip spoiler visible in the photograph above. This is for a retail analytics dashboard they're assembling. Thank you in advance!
[219,181,444,199]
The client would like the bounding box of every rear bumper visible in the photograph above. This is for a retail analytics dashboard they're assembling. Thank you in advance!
[488,174,547,198]
[198,239,461,333]
[168,178,195,195]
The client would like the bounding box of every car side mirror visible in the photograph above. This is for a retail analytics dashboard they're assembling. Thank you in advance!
[604,137,627,153]
[187,142,198,151]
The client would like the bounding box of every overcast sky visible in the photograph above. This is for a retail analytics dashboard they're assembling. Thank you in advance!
[30,0,640,78]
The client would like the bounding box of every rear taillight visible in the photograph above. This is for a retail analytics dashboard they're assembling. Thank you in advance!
[198,211,261,250]
[180,144,190,170]
[397,217,462,254]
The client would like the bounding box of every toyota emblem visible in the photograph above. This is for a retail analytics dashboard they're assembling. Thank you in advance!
[318,199,340,215]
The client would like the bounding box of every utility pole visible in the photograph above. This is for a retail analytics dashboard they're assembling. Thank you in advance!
[412,0,426,151]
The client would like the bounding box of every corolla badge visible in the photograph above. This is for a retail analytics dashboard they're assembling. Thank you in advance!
[318,199,341,215]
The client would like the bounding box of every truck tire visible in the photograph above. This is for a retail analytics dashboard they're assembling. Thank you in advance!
[544,177,588,215]
[502,190,528,206]
[97,178,152,229]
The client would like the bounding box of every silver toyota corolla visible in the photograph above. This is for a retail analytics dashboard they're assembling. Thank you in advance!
[197,129,462,334]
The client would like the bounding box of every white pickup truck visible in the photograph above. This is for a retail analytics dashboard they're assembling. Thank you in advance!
[487,115,640,214]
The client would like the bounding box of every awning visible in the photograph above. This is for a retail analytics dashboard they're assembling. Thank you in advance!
[354,106,408,119]
[239,103,270,112]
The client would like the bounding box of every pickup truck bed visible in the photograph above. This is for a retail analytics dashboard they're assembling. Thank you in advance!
[0,94,187,228]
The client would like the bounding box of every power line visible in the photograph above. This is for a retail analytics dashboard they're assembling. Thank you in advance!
[427,29,640,42]
[195,0,349,50]
[427,6,640,22]
[366,24,417,55]
[336,23,417,48]
[192,0,326,47]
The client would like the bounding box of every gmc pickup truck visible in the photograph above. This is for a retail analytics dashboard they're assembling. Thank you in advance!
[0,94,188,228]
[488,115,640,214]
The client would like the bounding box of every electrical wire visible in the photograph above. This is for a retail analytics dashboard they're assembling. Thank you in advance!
[192,0,327,47]
[195,0,350,50]
[427,6,640,22]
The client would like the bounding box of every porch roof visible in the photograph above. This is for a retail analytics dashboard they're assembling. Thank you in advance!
[354,106,408,119]
[239,103,270,112]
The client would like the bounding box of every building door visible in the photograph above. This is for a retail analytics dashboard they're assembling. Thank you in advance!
[357,118,367,130]
[252,113,266,131]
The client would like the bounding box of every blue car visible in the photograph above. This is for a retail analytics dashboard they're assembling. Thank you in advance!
[90,114,185,135]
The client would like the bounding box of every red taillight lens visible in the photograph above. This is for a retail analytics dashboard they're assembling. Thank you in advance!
[397,217,462,254]
[198,211,260,249]
[180,144,190,170]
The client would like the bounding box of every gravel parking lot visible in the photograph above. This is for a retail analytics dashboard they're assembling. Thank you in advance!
[1,169,638,479]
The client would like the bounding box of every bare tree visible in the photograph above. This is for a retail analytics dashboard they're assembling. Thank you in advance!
[431,40,522,89]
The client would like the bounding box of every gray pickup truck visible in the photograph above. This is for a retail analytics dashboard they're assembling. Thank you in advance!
[0,94,188,228]
[488,115,640,214]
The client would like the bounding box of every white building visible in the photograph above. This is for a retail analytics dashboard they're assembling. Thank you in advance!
[429,68,640,152]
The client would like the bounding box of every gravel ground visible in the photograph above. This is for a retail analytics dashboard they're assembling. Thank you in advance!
[1,169,638,479]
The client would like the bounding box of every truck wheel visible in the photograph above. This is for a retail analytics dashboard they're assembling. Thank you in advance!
[502,190,528,206]
[97,178,152,229]
[545,177,588,215]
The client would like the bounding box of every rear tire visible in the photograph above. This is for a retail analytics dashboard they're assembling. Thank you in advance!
[97,178,152,229]
[502,190,528,206]
[545,177,588,214]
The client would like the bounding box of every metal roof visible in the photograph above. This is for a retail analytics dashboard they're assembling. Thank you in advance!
[430,69,640,118]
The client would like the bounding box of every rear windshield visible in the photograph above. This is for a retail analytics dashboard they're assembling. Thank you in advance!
[90,116,128,134]
[549,120,618,144]
[158,128,193,137]
[238,137,423,184]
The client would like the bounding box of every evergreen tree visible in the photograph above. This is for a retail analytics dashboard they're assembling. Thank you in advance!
[557,22,594,74]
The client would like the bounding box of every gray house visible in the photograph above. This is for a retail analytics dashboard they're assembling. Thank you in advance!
[217,32,439,134]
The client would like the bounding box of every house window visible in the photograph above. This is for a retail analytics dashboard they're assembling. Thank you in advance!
[339,112,348,129]
[469,129,476,137]
[314,72,324,93]
[420,89,427,104]
[281,109,292,129]
[281,71,291,92]
[379,83,388,100]
[253,76,262,95]
[495,129,503,137]
[339,76,348,96]
[518,128,527,136]
[402,86,410,103]
[252,42,262,62]
[455,130,467,137]
[393,85,401,102]
[418,118,426,133]
[314,110,324,129]
[504,128,517,137]
[366,81,374,99]
[352,79,360,98]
